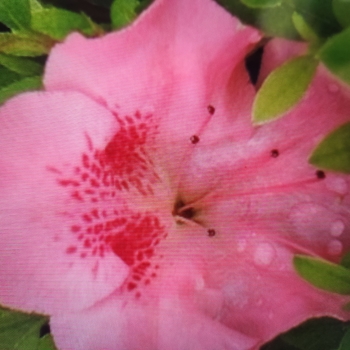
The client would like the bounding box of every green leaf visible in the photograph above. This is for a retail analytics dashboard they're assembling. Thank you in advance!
[0,0,31,31]
[342,302,350,311]
[0,306,53,350]
[111,0,139,29]
[0,33,51,56]
[341,252,350,269]
[31,8,97,40]
[281,317,349,350]
[294,255,350,295]
[240,0,281,8]
[338,328,350,350]
[0,53,43,76]
[253,55,318,124]
[292,12,320,43]
[333,0,350,28]
[0,66,22,88]
[319,27,350,84]
[29,0,43,12]
[309,122,350,173]
[38,334,57,350]
[0,75,42,105]
[293,0,342,38]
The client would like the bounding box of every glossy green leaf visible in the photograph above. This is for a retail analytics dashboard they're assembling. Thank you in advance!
[38,334,57,350]
[240,0,281,8]
[111,0,139,29]
[338,328,350,350]
[0,33,51,56]
[215,0,299,39]
[293,0,342,38]
[333,0,350,28]
[319,27,350,84]
[29,0,43,12]
[31,8,97,40]
[0,76,42,105]
[281,317,349,350]
[0,306,53,350]
[0,66,21,88]
[0,0,31,31]
[253,55,318,124]
[341,252,350,269]
[309,122,350,173]
[294,255,350,295]
[292,12,320,43]
[0,53,43,76]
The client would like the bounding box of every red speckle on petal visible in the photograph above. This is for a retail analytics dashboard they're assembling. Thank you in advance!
[66,246,77,254]
[70,225,81,233]
[49,111,167,298]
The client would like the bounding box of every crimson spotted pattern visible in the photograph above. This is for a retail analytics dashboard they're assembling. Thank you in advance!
[49,111,166,296]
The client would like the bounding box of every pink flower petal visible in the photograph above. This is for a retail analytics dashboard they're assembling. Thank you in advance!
[51,293,258,350]
[0,92,130,314]
[44,0,260,175]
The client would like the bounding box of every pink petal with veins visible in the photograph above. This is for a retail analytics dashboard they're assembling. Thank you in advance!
[0,92,130,314]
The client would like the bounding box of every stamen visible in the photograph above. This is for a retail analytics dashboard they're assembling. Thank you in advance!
[207,105,215,115]
[190,135,200,144]
[270,149,279,158]
[207,229,216,237]
[316,170,326,179]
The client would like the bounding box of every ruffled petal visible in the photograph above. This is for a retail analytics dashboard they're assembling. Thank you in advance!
[175,39,350,346]
[0,92,130,314]
[51,268,258,350]
[44,0,260,179]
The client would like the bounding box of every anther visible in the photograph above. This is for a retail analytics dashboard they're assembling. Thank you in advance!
[190,135,200,144]
[179,207,195,219]
[208,229,216,237]
[270,149,279,158]
[316,170,326,179]
[207,105,215,115]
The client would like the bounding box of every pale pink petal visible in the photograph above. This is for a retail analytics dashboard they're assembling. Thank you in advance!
[0,92,130,314]
[51,293,258,350]
[44,0,261,173]
[174,38,350,345]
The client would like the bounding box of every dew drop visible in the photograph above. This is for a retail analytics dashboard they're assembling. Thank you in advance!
[253,243,275,266]
[256,298,263,306]
[326,177,348,195]
[327,240,343,256]
[195,276,205,290]
[328,83,339,94]
[236,239,247,252]
[330,220,345,237]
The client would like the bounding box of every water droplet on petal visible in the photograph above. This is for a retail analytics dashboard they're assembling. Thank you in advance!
[254,243,275,266]
[328,84,339,93]
[326,177,348,195]
[195,276,205,291]
[327,240,343,256]
[330,220,345,237]
[256,298,263,306]
[236,239,247,252]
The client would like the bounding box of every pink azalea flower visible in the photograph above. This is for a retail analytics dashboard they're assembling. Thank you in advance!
[0,0,350,349]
